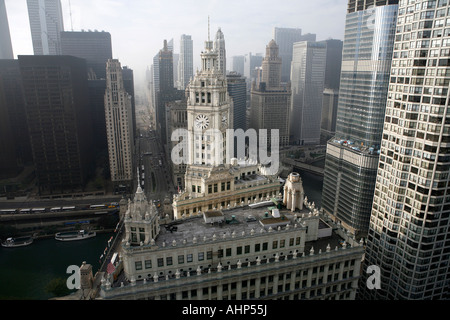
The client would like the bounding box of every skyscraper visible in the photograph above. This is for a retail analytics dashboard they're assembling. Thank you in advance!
[250,40,291,147]
[214,28,226,77]
[122,66,136,140]
[0,0,13,59]
[227,72,247,131]
[363,0,450,300]
[178,34,193,90]
[157,40,184,145]
[0,60,32,178]
[273,27,316,83]
[171,35,281,220]
[19,55,93,195]
[26,0,64,55]
[104,59,134,193]
[60,30,112,79]
[290,41,327,145]
[231,55,245,75]
[321,0,398,236]
[243,52,263,87]
[319,39,343,143]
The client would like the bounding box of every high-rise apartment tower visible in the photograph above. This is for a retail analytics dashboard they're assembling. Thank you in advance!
[363,0,450,300]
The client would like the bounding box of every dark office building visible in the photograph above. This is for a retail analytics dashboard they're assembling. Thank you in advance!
[122,66,136,140]
[0,60,32,179]
[88,79,107,153]
[319,39,343,143]
[18,55,94,195]
[227,72,247,131]
[157,40,184,146]
[60,30,112,79]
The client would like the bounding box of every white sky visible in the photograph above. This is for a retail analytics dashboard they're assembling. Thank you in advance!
[4,0,347,91]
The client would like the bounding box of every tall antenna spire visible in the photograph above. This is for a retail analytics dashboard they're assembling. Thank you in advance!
[69,0,74,31]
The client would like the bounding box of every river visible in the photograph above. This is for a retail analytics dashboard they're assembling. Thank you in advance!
[0,232,114,300]
[0,169,324,300]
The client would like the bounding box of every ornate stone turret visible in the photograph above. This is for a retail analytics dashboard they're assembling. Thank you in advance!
[123,184,159,246]
[283,172,305,212]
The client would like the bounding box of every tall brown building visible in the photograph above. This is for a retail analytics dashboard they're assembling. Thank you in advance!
[18,55,94,195]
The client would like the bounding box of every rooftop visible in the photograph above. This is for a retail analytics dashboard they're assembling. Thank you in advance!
[148,203,335,251]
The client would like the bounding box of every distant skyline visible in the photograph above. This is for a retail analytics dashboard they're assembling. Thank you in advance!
[5,0,347,90]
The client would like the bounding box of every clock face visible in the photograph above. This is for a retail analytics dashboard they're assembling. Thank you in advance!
[222,114,228,128]
[195,114,210,130]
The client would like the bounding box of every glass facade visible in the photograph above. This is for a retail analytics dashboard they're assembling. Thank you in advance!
[363,0,450,300]
[322,3,398,235]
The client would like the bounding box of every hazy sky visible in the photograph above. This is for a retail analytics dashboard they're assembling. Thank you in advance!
[5,0,348,90]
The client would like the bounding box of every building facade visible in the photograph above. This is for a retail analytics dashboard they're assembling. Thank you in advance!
[214,28,226,77]
[157,40,184,146]
[319,39,343,144]
[60,30,112,79]
[250,40,291,147]
[231,55,245,76]
[363,0,450,300]
[166,99,188,191]
[0,0,13,59]
[227,72,247,132]
[105,59,135,192]
[26,0,64,55]
[321,88,339,144]
[178,34,193,90]
[321,0,398,236]
[0,60,32,179]
[290,41,327,146]
[18,55,94,194]
[99,173,364,300]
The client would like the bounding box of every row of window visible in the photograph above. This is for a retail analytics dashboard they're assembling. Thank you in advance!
[134,238,303,271]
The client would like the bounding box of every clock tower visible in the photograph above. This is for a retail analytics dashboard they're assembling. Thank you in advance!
[186,29,232,167]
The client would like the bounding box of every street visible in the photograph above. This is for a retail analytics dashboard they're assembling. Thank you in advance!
[137,129,175,206]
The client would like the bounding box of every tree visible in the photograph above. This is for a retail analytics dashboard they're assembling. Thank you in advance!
[45,278,72,297]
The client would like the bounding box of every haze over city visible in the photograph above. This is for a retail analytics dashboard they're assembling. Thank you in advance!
[4,0,347,88]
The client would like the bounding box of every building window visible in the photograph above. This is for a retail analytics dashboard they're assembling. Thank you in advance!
[166,257,173,266]
[255,243,261,252]
[187,254,193,263]
[145,260,152,269]
[157,258,164,267]
[273,240,278,249]
[245,245,250,254]
[237,246,242,255]
[207,251,213,260]
[135,261,142,271]
[178,255,184,264]
[198,252,204,261]
[226,248,232,257]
